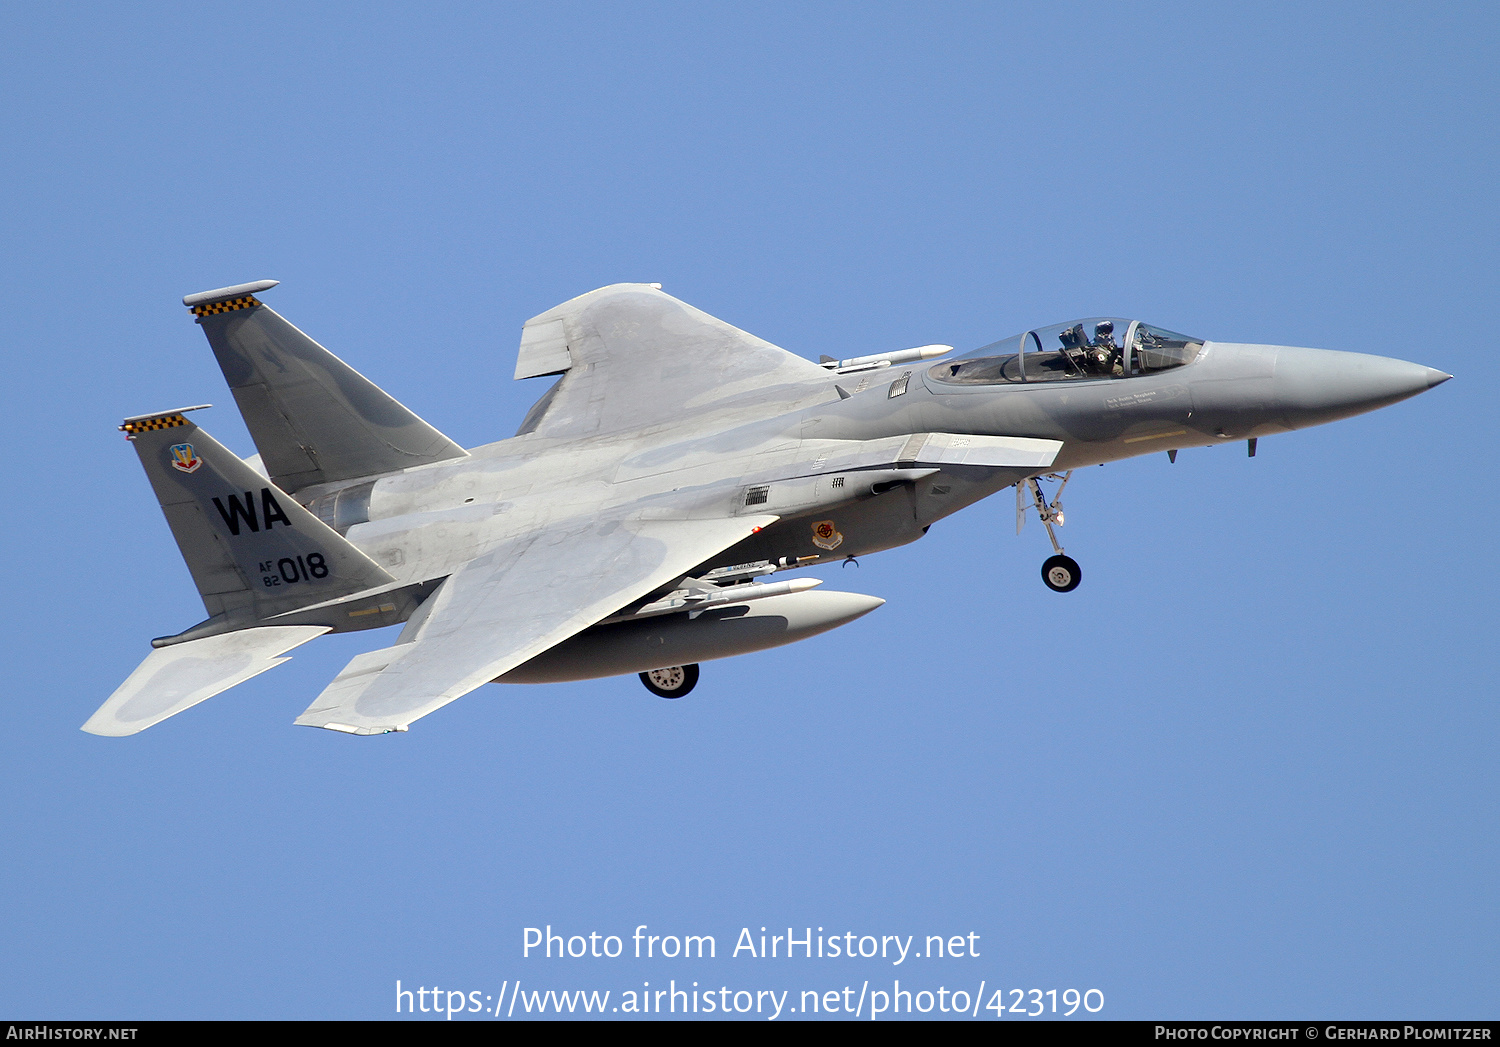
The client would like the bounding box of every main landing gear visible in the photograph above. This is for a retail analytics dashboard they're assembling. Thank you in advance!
[1018,472,1082,592]
[639,663,700,698]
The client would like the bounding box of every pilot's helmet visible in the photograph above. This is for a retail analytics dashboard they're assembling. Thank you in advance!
[1095,320,1114,336]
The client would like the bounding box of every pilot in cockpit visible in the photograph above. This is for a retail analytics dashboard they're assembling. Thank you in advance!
[1083,320,1122,375]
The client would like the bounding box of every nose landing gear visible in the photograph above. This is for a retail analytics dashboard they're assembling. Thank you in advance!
[1018,472,1082,592]
[1041,553,1082,592]
[639,663,700,698]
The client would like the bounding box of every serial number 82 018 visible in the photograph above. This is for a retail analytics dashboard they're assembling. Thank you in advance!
[259,553,329,587]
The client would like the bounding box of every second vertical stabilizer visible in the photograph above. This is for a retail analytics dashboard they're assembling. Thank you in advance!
[185,281,468,493]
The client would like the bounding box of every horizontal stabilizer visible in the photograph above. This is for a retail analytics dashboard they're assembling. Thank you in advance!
[83,626,329,736]
[185,281,467,492]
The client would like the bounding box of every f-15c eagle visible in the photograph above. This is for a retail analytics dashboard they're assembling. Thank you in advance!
[86,280,1449,736]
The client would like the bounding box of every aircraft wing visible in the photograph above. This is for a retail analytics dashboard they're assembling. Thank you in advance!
[293,512,778,734]
[515,284,832,438]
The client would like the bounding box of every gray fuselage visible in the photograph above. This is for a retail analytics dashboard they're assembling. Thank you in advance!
[302,339,1444,610]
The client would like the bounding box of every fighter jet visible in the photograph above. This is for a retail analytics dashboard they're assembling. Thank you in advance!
[84,281,1450,736]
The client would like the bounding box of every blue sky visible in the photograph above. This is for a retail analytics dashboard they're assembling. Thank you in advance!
[1,1,1495,1020]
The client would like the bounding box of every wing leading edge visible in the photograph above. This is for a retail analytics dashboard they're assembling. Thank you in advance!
[294,513,778,734]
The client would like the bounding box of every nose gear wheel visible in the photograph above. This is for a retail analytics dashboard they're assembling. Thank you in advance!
[1041,554,1082,593]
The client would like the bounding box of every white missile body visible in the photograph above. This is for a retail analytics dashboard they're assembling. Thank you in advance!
[820,344,952,374]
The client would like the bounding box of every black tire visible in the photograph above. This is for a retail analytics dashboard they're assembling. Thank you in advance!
[1041,554,1082,593]
[639,663,700,699]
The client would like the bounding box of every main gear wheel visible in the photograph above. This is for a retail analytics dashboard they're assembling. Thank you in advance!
[639,663,701,698]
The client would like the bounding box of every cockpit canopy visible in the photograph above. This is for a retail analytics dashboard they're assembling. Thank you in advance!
[930,319,1204,385]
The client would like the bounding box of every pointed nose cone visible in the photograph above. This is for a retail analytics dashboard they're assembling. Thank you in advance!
[1274,346,1451,429]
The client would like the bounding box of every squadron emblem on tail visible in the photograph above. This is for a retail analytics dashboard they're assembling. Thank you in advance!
[169,443,201,473]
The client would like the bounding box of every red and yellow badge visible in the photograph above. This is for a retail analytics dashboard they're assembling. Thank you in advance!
[169,442,202,474]
[811,519,843,551]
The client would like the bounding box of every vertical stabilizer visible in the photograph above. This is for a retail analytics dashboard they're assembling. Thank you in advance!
[184,281,467,493]
[120,408,396,624]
